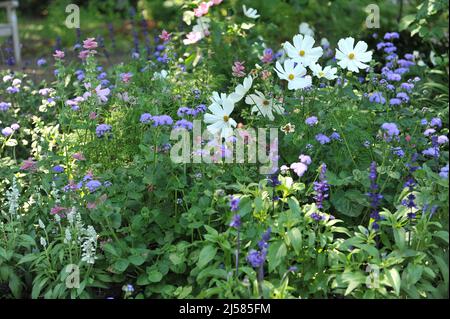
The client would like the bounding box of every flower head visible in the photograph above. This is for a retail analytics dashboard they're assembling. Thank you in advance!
[335,37,372,72]
[274,59,312,90]
[283,34,323,67]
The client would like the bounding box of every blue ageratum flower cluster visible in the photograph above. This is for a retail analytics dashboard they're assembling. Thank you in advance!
[247,227,271,269]
[96,124,112,138]
[421,117,448,159]
[63,172,111,193]
[140,114,173,127]
[368,32,420,107]
[367,162,383,230]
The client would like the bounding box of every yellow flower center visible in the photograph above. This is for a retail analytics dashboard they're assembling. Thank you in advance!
[288,74,295,80]
[319,71,324,77]
[299,50,305,57]
[223,115,229,122]
[348,52,355,60]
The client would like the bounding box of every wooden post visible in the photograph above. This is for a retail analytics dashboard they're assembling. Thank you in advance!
[2,1,20,64]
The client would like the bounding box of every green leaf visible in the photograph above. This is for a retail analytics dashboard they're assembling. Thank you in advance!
[129,255,146,266]
[197,245,217,269]
[148,270,163,283]
[399,14,416,31]
[113,259,129,272]
[268,241,287,273]
[433,231,449,244]
[386,268,401,296]
[287,228,302,255]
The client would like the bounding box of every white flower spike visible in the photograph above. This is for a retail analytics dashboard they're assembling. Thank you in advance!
[335,37,373,73]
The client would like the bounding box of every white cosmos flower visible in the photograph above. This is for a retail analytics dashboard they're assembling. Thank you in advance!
[245,90,284,121]
[204,98,237,139]
[283,34,323,67]
[335,37,372,73]
[274,59,312,90]
[243,5,260,19]
[229,75,253,103]
[299,22,314,37]
[309,63,337,80]
[210,92,231,104]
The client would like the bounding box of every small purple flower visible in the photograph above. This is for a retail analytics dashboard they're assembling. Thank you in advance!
[230,214,241,229]
[314,164,329,209]
[381,123,400,138]
[52,165,64,173]
[401,82,414,91]
[174,119,193,130]
[420,119,428,126]
[389,98,402,106]
[247,249,266,268]
[95,124,112,138]
[305,116,318,126]
[0,102,11,112]
[86,180,102,193]
[299,154,312,165]
[392,147,405,158]
[437,135,449,144]
[1,127,14,137]
[369,92,386,104]
[396,92,409,103]
[430,117,442,128]
[384,32,400,40]
[151,115,173,127]
[230,196,240,212]
[330,132,341,141]
[424,128,436,136]
[290,162,308,177]
[11,123,20,131]
[439,164,449,179]
[140,113,152,124]
[315,133,330,145]
[37,58,47,66]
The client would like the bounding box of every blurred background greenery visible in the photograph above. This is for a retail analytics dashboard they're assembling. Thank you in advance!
[0,0,448,69]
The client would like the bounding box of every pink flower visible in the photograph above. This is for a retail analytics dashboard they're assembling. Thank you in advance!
[260,70,271,80]
[89,112,97,120]
[20,158,37,171]
[183,31,203,45]
[95,85,110,103]
[53,50,65,60]
[50,206,67,217]
[72,152,86,161]
[83,37,98,50]
[210,0,223,4]
[120,72,133,83]
[194,2,210,17]
[232,61,246,77]
[290,162,308,177]
[159,30,172,42]
[79,49,97,60]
